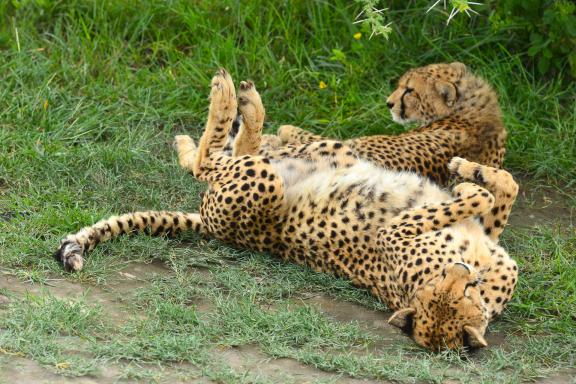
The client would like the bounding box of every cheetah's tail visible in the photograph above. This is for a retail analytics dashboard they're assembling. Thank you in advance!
[54,211,204,272]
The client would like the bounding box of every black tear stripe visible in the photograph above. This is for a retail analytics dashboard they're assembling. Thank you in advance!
[454,83,460,101]
[462,332,481,354]
[400,89,410,120]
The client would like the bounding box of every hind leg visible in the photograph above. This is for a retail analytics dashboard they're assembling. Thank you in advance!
[193,69,237,177]
[225,76,354,168]
[178,74,273,174]
[233,80,265,156]
[259,140,359,168]
[180,73,357,172]
[449,157,518,242]
[175,76,285,251]
[277,125,326,145]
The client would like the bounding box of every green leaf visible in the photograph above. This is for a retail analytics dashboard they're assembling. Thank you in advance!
[564,16,576,37]
[330,48,347,63]
[527,45,541,57]
[537,56,550,74]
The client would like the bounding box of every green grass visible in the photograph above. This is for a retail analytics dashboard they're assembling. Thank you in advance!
[0,1,575,383]
[0,292,104,376]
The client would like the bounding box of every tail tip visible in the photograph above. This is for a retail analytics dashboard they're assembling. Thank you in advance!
[54,241,84,272]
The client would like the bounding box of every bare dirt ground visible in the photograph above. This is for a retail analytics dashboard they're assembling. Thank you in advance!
[509,179,575,228]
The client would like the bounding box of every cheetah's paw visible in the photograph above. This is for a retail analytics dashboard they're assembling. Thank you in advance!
[174,135,197,170]
[238,80,264,129]
[277,125,304,144]
[448,157,485,184]
[209,69,237,123]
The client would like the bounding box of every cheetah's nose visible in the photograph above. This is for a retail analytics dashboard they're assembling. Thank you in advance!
[386,101,394,109]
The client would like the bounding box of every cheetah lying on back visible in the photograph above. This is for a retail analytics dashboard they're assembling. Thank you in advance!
[55,70,519,351]
[267,62,506,186]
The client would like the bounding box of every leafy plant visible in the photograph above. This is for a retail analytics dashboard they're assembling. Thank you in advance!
[488,0,576,77]
[353,0,575,78]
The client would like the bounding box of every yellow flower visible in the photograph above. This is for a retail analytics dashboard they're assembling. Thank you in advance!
[319,81,327,89]
[353,32,362,40]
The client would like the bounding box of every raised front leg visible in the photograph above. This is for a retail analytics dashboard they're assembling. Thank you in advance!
[449,157,518,242]
[379,182,495,241]
[376,181,497,310]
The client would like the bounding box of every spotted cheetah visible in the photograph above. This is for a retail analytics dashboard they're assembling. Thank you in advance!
[268,62,506,185]
[55,70,519,351]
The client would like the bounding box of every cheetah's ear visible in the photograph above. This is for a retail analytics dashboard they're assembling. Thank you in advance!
[435,80,458,107]
[388,308,416,333]
[463,325,488,348]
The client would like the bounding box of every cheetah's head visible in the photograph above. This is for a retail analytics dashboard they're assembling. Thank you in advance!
[389,262,489,351]
[386,62,468,125]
